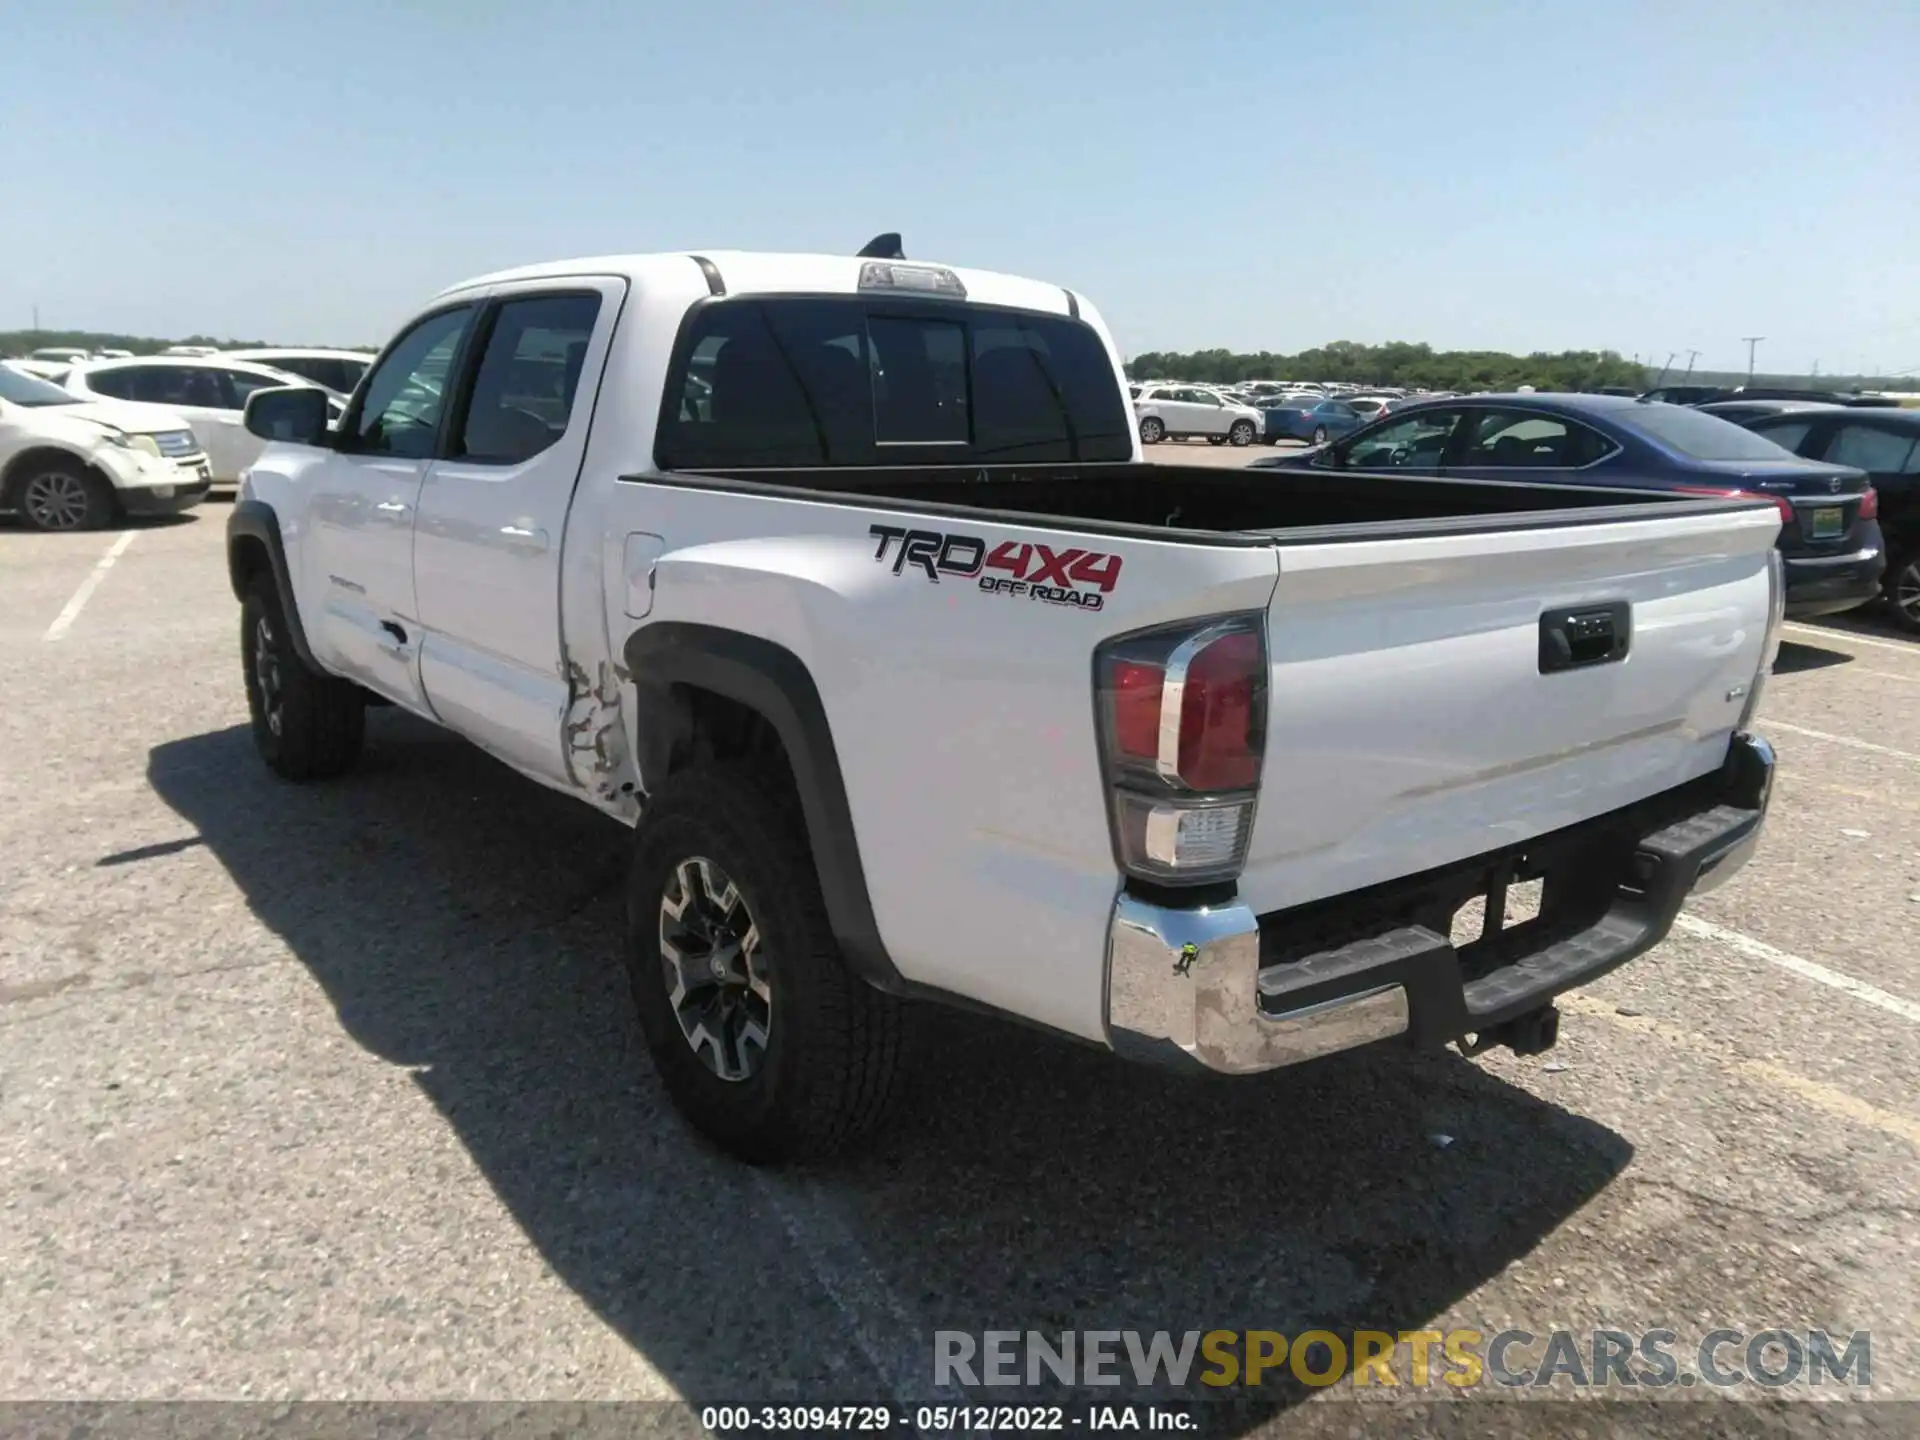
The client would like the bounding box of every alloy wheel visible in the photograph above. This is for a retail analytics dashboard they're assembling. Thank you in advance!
[1894,558,1920,630]
[659,856,771,1082]
[22,472,91,531]
[253,615,286,737]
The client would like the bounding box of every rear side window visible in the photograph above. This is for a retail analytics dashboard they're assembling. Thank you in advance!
[1461,410,1613,467]
[455,293,603,464]
[84,368,139,401]
[1827,424,1918,474]
[656,298,1132,469]
[1629,403,1800,461]
[1749,419,1815,455]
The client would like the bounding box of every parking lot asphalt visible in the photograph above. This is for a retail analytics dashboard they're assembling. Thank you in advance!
[2,485,1916,1434]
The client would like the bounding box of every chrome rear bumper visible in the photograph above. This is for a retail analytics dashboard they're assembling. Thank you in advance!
[1104,733,1774,1076]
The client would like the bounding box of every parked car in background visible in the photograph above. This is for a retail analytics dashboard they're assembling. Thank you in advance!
[1132,384,1264,445]
[8,360,74,383]
[1269,397,1372,445]
[1,361,210,530]
[1642,384,1727,406]
[223,347,374,396]
[28,347,94,365]
[1254,393,1883,617]
[1697,399,1840,426]
[1250,393,1328,443]
[1733,406,1920,633]
[66,356,343,489]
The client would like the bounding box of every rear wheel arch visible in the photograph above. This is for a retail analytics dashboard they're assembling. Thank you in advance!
[622,622,900,992]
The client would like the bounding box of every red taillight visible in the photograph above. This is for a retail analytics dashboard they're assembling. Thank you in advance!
[1176,631,1263,790]
[1096,617,1268,885]
[1110,660,1164,762]
[1860,485,1878,521]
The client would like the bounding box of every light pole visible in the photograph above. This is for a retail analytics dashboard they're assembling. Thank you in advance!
[1683,349,1702,378]
[1742,336,1765,382]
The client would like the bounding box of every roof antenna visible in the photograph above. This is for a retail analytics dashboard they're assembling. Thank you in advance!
[856,233,905,260]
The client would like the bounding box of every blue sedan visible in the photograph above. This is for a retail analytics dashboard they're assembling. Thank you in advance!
[1257,397,1371,445]
[1251,392,1884,618]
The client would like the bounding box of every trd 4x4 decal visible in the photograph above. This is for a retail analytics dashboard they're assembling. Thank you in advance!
[869,525,1122,612]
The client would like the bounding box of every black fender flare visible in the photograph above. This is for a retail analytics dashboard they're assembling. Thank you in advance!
[622,622,902,992]
[226,499,320,670]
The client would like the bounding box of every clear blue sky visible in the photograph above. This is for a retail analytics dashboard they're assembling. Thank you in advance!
[4,0,1917,375]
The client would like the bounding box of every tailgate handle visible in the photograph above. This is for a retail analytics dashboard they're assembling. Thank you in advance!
[1539,602,1630,674]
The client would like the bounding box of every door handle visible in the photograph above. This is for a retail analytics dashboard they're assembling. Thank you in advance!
[375,500,411,515]
[498,524,550,548]
[1539,602,1631,673]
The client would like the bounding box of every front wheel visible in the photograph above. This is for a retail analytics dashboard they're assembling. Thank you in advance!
[626,759,906,1164]
[15,459,115,532]
[1139,417,1165,445]
[1886,548,1920,635]
[1312,426,1330,445]
[240,578,366,781]
[1229,420,1255,447]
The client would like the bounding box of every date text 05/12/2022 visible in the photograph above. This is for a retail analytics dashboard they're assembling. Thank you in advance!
[870,525,1124,611]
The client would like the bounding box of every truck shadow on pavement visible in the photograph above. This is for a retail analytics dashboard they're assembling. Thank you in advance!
[147,713,1632,1425]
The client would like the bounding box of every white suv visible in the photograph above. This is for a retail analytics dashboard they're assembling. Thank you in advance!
[222,348,374,396]
[1132,384,1264,446]
[65,356,341,488]
[1,362,210,529]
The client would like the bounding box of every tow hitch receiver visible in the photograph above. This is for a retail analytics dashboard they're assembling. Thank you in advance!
[1462,1003,1561,1058]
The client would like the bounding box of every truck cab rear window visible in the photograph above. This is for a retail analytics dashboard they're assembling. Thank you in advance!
[656,297,1132,469]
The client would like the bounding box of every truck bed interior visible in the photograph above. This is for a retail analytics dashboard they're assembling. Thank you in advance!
[671,462,1730,539]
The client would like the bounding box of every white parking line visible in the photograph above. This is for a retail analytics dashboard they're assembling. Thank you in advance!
[1674,913,1920,1024]
[1561,994,1920,1149]
[753,1172,958,1415]
[43,531,138,642]
[1764,719,1920,765]
[1781,622,1918,657]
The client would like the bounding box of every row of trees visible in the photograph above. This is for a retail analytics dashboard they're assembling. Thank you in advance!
[1125,341,1649,393]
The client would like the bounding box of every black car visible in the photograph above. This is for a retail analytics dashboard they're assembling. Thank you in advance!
[1252,392,1884,618]
[1696,399,1842,427]
[1731,406,1920,633]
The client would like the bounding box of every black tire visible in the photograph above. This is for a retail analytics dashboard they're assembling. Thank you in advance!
[626,759,905,1164]
[240,578,366,781]
[1885,547,1920,635]
[1229,420,1255,447]
[1312,426,1330,445]
[1139,417,1165,445]
[12,456,116,532]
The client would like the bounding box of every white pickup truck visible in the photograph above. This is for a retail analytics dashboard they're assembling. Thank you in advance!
[226,244,1782,1163]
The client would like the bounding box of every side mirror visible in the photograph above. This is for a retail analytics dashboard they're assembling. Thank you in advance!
[244,385,332,445]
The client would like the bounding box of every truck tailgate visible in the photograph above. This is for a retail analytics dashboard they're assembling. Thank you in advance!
[1237,503,1781,915]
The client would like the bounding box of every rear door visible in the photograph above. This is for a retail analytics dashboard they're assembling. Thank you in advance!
[411,280,624,785]
[1239,500,1781,915]
[1194,390,1231,436]
[1443,406,1617,484]
[1814,418,1920,570]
